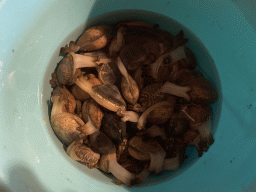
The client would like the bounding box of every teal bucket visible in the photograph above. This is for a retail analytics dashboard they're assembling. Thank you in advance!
[0,0,256,191]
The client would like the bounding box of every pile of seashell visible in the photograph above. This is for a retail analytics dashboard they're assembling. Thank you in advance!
[49,20,218,187]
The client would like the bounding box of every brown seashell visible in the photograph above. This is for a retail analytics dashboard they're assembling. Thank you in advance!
[92,83,127,111]
[76,25,113,51]
[154,29,173,50]
[133,66,144,91]
[120,43,147,71]
[82,99,104,130]
[52,85,76,114]
[101,112,126,145]
[49,72,59,88]
[128,146,151,161]
[89,131,116,155]
[71,74,102,102]
[56,54,75,85]
[139,83,165,108]
[109,27,126,57]
[176,70,218,104]
[50,112,83,146]
[67,138,100,169]
[62,86,76,114]
[168,111,189,136]
[147,100,175,125]
[121,74,140,105]
[187,103,212,126]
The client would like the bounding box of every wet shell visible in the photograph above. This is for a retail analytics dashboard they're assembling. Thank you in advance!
[139,83,165,108]
[101,112,126,144]
[176,70,218,104]
[109,27,125,56]
[62,86,76,114]
[76,25,112,51]
[50,112,83,146]
[82,99,104,130]
[129,135,162,153]
[169,112,189,136]
[71,74,102,102]
[119,43,147,71]
[92,84,127,110]
[147,102,175,124]
[56,54,74,85]
[89,131,116,155]
[67,139,100,169]
[97,62,116,85]
[118,156,146,174]
[128,146,151,161]
[187,104,212,126]
[121,75,140,105]
[155,62,172,82]
[52,86,76,114]
[183,129,199,145]
[133,67,144,91]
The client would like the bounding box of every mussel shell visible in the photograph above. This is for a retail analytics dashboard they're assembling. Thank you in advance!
[92,84,126,110]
